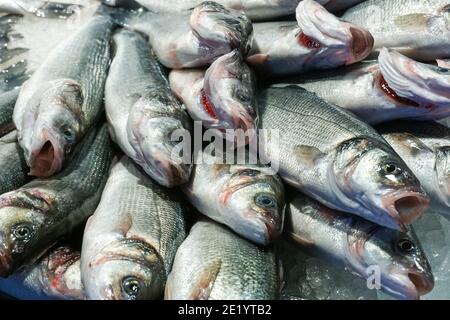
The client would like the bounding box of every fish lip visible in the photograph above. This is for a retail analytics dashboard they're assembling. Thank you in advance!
[382,190,430,230]
[29,128,64,177]
[0,248,13,277]
[346,26,374,65]
[408,271,434,297]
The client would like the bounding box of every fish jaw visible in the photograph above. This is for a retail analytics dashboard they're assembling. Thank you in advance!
[28,127,65,177]
[0,240,13,277]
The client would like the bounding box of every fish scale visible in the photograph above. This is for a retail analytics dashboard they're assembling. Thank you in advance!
[0,88,18,137]
[0,131,29,195]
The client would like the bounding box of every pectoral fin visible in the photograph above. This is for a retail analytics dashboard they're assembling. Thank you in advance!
[293,145,326,168]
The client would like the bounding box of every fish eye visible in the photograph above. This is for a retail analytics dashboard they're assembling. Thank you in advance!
[438,67,450,74]
[240,169,260,177]
[255,194,276,208]
[121,276,142,299]
[11,223,34,242]
[397,238,415,253]
[383,162,401,175]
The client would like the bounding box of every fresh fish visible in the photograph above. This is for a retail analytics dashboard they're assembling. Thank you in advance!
[81,156,187,300]
[0,131,29,195]
[257,86,429,231]
[378,121,450,216]
[0,244,84,300]
[0,125,113,277]
[0,0,82,19]
[285,192,434,300]
[105,29,192,187]
[107,1,253,69]
[246,0,373,77]
[102,0,366,21]
[169,50,257,141]
[0,60,29,94]
[183,150,285,245]
[13,14,113,177]
[0,47,28,65]
[275,48,450,124]
[165,220,280,300]
[342,0,450,61]
[0,89,19,137]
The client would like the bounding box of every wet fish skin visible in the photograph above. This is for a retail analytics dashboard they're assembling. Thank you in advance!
[285,192,434,300]
[0,124,113,277]
[0,60,29,95]
[13,14,113,178]
[183,150,285,245]
[342,0,450,60]
[105,29,192,187]
[0,0,82,18]
[165,220,280,300]
[0,131,29,195]
[169,50,257,140]
[257,86,429,231]
[81,156,187,300]
[0,89,19,137]
[378,120,450,216]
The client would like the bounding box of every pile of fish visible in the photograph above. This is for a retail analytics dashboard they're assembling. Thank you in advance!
[0,0,449,300]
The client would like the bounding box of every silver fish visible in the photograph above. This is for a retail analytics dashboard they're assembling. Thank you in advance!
[257,86,429,231]
[165,220,280,300]
[105,29,192,187]
[0,89,19,137]
[285,192,434,300]
[342,0,450,60]
[13,14,113,177]
[0,131,29,195]
[0,124,113,277]
[0,0,82,18]
[183,150,285,245]
[275,48,450,124]
[246,0,373,77]
[378,121,450,216]
[0,60,29,95]
[169,50,257,141]
[81,156,187,300]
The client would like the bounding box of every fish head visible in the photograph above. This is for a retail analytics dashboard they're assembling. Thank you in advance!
[190,1,253,58]
[218,166,285,245]
[378,48,450,119]
[334,138,429,230]
[20,79,83,177]
[203,50,257,136]
[352,225,434,300]
[86,239,165,300]
[295,0,373,69]
[127,91,192,187]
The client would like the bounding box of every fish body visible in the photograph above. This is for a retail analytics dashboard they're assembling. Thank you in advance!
[246,0,373,77]
[0,125,113,277]
[0,131,29,195]
[81,156,187,300]
[0,89,19,137]
[285,192,434,300]
[256,86,429,231]
[165,220,280,300]
[13,14,113,177]
[0,60,29,95]
[105,29,192,187]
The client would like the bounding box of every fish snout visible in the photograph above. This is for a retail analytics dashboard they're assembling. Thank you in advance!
[347,26,374,65]
[0,244,13,278]
[407,269,434,297]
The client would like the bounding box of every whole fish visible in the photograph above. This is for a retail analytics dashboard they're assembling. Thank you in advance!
[170,50,257,140]
[105,29,192,187]
[285,192,434,300]
[13,13,113,177]
[0,131,29,195]
[342,0,450,60]
[0,60,29,95]
[102,0,365,21]
[81,156,187,300]
[0,89,19,137]
[275,48,450,124]
[107,1,253,69]
[0,245,84,300]
[257,86,429,231]
[183,150,285,245]
[165,220,280,300]
[378,121,450,216]
[0,125,113,277]
[246,0,373,77]
[0,0,82,18]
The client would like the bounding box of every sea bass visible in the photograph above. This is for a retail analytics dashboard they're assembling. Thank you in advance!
[378,121,450,216]
[0,125,113,277]
[169,50,257,142]
[13,13,113,177]
[183,150,285,245]
[165,220,280,300]
[256,86,429,231]
[246,0,373,77]
[0,89,19,137]
[0,0,82,18]
[81,156,187,300]
[275,48,450,124]
[105,29,192,187]
[0,131,29,195]
[285,192,434,300]
[342,0,450,60]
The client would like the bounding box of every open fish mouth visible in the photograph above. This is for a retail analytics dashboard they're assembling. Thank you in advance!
[348,26,374,64]
[29,129,64,177]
